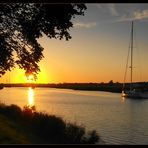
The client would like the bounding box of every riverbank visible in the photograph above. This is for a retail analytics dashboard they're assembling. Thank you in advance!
[2,82,122,93]
[3,82,148,93]
[0,103,102,144]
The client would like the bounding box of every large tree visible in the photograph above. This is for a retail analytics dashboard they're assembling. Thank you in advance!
[0,3,87,80]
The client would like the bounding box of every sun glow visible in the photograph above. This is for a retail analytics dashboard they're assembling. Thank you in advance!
[28,75,34,80]
[28,87,34,106]
[27,74,34,83]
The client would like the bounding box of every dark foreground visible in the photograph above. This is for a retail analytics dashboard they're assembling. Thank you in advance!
[0,103,101,144]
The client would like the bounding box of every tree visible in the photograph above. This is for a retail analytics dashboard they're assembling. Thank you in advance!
[108,80,114,85]
[0,3,87,80]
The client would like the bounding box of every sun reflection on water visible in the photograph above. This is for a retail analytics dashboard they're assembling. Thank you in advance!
[121,97,125,103]
[28,87,34,106]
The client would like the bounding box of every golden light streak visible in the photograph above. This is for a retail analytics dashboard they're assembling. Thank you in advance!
[121,97,125,103]
[28,87,34,106]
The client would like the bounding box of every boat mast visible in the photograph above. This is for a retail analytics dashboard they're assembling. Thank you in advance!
[130,21,133,91]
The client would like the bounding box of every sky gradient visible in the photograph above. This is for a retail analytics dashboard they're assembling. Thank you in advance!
[1,3,148,83]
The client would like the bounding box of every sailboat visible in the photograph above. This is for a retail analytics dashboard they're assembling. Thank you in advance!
[121,21,148,99]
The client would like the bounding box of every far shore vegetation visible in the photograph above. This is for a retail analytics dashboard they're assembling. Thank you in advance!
[1,80,148,93]
[0,103,101,144]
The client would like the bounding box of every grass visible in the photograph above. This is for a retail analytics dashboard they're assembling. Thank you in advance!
[0,103,101,144]
[0,114,30,144]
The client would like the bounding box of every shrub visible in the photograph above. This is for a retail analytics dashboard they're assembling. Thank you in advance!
[84,130,100,144]
[0,104,22,120]
[63,123,86,144]
[0,104,100,144]
[31,112,66,143]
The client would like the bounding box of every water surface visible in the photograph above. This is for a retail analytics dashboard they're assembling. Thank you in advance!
[0,87,148,145]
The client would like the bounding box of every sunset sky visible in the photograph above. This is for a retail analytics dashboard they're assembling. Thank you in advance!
[1,3,148,83]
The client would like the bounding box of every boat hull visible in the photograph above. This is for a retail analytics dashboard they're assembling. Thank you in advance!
[122,90,148,99]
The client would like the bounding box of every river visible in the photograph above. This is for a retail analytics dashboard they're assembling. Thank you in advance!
[0,87,148,145]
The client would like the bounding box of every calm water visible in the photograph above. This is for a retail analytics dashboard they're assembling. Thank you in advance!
[0,87,148,145]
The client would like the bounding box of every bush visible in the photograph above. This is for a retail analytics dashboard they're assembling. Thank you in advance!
[84,130,100,144]
[31,112,66,143]
[0,104,22,120]
[64,123,86,144]
[0,103,100,144]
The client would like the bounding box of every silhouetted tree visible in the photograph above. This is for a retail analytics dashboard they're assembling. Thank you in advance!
[108,80,114,85]
[0,3,87,80]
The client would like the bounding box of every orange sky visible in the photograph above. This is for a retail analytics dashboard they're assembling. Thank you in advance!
[1,4,148,84]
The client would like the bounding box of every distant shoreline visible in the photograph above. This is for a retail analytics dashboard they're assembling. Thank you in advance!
[2,81,148,94]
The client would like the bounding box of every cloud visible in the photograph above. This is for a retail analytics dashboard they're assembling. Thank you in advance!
[96,4,119,16]
[133,9,148,20]
[73,22,97,29]
[117,15,135,22]
[95,4,148,23]
[117,9,148,22]
[107,4,119,16]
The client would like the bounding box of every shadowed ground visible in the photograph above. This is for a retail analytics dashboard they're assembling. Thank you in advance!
[0,103,103,144]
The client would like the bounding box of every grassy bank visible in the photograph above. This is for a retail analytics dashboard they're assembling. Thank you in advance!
[0,103,101,144]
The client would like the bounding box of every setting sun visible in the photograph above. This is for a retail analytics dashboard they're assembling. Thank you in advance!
[27,74,35,83]
[28,75,34,80]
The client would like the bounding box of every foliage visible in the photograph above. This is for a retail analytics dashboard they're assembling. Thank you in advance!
[0,3,87,79]
[0,104,22,120]
[0,103,99,144]
[108,80,114,85]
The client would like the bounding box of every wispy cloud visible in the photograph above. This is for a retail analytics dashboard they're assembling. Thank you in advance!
[118,9,148,22]
[73,22,97,29]
[96,4,119,16]
[95,4,148,23]
[107,4,119,16]
[134,9,148,19]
